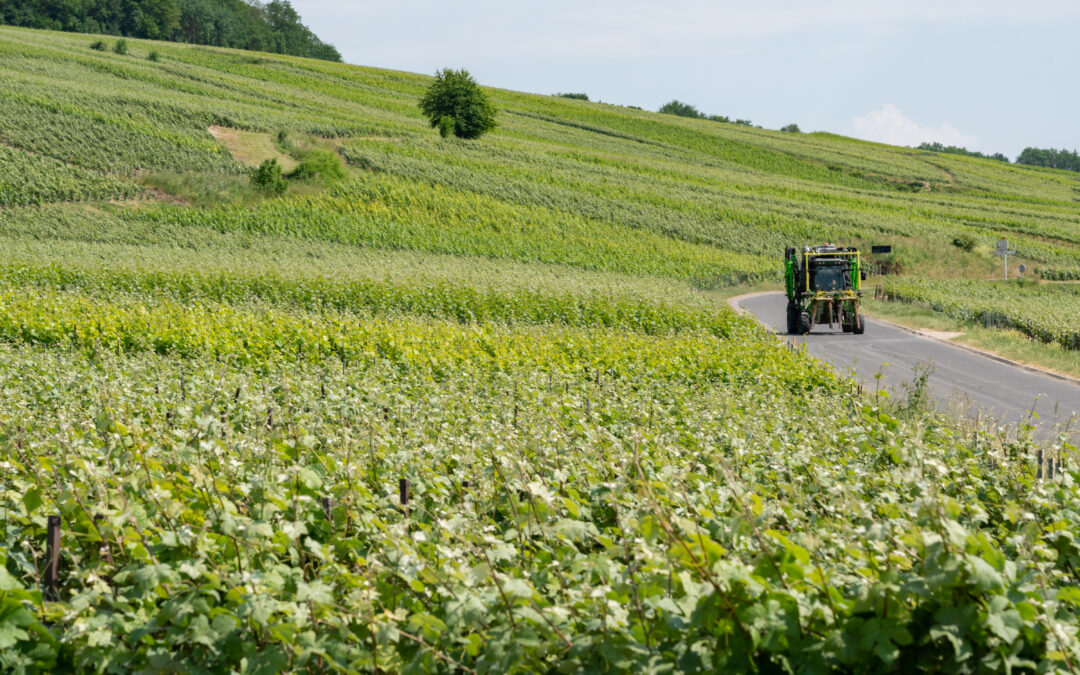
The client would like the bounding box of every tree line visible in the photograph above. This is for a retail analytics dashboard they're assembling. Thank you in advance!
[917,142,1009,163]
[0,0,341,62]
[918,142,1079,172]
[656,100,1079,173]
[658,100,757,127]
[1015,147,1080,172]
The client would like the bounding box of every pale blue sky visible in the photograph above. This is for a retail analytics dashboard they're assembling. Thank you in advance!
[292,1,1079,160]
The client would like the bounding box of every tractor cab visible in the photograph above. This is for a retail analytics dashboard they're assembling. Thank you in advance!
[784,244,866,335]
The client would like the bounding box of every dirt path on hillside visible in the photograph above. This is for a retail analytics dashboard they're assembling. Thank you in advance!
[209,126,298,171]
[925,160,956,184]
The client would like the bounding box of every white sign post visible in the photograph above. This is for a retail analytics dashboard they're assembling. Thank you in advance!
[994,238,1016,279]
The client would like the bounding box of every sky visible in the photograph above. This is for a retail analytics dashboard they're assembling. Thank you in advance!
[290,0,1080,160]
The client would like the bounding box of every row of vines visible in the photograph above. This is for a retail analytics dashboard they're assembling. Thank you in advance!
[879,278,1080,350]
[3,291,1080,671]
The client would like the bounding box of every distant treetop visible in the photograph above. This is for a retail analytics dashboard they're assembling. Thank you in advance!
[0,0,342,62]
[659,99,756,127]
[557,93,589,101]
[658,100,704,119]
[1016,147,1080,172]
[917,142,1009,163]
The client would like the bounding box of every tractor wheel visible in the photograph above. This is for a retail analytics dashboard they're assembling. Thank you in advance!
[799,312,812,335]
[841,307,853,332]
[786,303,800,335]
[852,311,866,335]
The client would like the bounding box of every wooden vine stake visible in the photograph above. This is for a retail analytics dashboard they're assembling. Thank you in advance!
[399,478,410,519]
[44,515,61,601]
[321,497,334,530]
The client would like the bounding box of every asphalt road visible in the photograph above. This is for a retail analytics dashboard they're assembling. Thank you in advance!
[739,292,1080,438]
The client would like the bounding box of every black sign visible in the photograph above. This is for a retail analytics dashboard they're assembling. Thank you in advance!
[871,245,892,254]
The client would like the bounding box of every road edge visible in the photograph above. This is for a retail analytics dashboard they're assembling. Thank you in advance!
[727,291,777,327]
[732,291,1080,387]
[867,315,1080,387]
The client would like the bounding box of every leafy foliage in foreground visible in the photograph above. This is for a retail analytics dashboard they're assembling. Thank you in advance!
[0,261,1078,671]
[2,328,1079,671]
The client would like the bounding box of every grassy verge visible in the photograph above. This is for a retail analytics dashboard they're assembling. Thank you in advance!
[862,296,1080,380]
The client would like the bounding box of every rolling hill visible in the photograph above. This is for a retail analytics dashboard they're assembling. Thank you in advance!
[3,25,1080,672]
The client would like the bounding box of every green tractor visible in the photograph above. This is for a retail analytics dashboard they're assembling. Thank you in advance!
[784,244,866,335]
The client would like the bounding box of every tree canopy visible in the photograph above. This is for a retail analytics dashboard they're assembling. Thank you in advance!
[419,69,497,140]
[1016,147,1080,172]
[658,100,704,119]
[0,0,341,62]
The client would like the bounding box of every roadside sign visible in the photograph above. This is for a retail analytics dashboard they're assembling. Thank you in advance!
[994,238,1015,278]
[1019,264,1027,278]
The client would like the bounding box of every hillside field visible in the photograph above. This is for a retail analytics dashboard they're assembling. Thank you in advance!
[3,26,1080,672]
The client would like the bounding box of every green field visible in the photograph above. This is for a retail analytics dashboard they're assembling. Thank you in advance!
[3,26,1080,672]
[878,277,1080,350]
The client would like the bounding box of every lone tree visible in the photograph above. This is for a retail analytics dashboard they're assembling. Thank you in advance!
[419,69,497,139]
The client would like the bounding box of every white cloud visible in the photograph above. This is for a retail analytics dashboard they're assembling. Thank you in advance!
[851,104,977,149]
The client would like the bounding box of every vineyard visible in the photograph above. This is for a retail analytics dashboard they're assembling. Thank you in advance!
[2,23,1080,673]
[5,271,1080,672]
[2,26,1080,282]
[879,278,1080,351]
[0,145,140,206]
